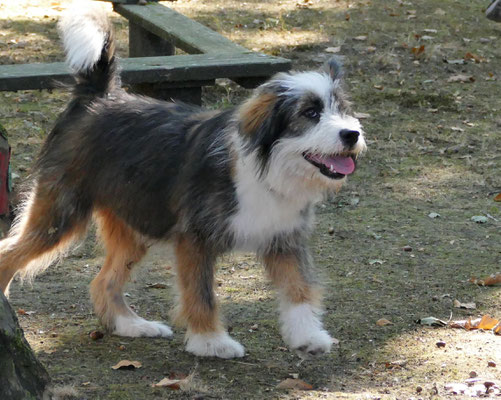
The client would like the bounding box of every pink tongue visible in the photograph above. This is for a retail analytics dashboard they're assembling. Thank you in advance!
[311,155,356,175]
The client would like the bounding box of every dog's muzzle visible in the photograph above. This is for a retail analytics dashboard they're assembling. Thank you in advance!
[302,152,357,180]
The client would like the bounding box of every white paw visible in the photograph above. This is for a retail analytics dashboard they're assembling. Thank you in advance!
[112,315,173,338]
[290,328,333,358]
[185,331,245,359]
[280,302,333,358]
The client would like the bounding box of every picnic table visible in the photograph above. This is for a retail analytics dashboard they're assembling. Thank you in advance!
[0,0,291,104]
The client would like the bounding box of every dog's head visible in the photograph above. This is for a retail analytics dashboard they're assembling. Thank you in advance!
[238,57,366,198]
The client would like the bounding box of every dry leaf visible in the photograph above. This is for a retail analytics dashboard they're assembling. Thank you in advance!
[276,378,313,390]
[476,315,499,330]
[111,360,142,370]
[416,316,447,327]
[89,330,104,340]
[153,372,191,390]
[146,282,168,289]
[464,52,484,63]
[354,112,371,119]
[494,193,501,202]
[453,299,476,309]
[354,35,367,41]
[385,359,407,369]
[376,318,393,326]
[325,46,341,53]
[447,74,475,83]
[153,378,182,390]
[470,273,501,286]
[411,45,425,57]
[465,317,481,330]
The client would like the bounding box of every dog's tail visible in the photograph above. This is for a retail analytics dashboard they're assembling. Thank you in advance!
[58,3,118,98]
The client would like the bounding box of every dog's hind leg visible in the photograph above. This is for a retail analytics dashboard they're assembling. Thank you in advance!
[91,209,173,338]
[0,185,90,296]
[174,234,244,358]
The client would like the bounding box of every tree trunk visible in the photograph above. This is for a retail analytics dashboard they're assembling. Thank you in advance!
[0,291,50,400]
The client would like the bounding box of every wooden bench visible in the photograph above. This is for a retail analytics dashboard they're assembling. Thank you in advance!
[0,1,291,105]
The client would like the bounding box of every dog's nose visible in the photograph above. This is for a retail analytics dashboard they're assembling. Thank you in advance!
[339,129,360,147]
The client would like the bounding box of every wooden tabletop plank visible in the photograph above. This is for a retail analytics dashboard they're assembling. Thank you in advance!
[114,3,246,54]
[0,52,291,91]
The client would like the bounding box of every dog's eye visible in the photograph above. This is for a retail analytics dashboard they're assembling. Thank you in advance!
[303,108,320,120]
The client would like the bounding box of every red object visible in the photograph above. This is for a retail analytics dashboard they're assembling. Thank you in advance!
[0,136,10,215]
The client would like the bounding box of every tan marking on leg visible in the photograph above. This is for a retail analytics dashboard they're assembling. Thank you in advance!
[173,235,222,334]
[91,209,146,329]
[264,253,322,306]
[0,190,88,295]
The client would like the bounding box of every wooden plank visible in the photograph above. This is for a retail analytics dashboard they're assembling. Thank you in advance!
[114,3,246,54]
[129,21,175,57]
[0,53,291,91]
[96,0,159,4]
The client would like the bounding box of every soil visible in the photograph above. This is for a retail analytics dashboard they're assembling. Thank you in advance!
[0,0,500,399]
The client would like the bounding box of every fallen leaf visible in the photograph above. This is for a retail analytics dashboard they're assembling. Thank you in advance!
[476,315,499,330]
[488,361,497,368]
[385,359,407,369]
[453,299,476,310]
[411,45,425,57]
[354,35,367,41]
[353,112,371,119]
[325,46,341,53]
[494,193,501,202]
[450,126,464,132]
[449,320,467,329]
[111,360,142,370]
[17,309,36,316]
[276,378,313,390]
[416,316,447,327]
[444,59,465,65]
[470,273,501,286]
[464,52,484,63]
[376,318,393,326]
[369,259,384,265]
[447,74,475,83]
[146,282,168,289]
[89,330,104,341]
[471,215,488,223]
[153,378,182,390]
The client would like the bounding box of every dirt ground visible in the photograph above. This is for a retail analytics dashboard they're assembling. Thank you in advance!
[1,0,501,399]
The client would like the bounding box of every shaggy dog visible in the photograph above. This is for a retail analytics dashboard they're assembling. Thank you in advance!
[0,5,366,359]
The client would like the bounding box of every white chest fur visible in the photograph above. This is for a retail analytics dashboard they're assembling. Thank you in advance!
[229,156,313,252]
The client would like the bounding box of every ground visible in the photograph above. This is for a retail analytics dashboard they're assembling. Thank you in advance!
[0,0,500,399]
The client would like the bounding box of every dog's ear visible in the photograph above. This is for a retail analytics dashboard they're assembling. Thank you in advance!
[238,91,290,170]
[325,57,344,81]
[239,92,278,138]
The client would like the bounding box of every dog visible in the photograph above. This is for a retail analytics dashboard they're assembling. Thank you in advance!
[0,5,366,359]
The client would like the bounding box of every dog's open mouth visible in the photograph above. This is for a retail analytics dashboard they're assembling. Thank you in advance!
[303,152,357,179]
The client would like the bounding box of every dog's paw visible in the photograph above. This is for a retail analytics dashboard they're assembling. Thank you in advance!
[291,329,333,358]
[279,302,333,358]
[112,315,173,338]
[185,331,245,359]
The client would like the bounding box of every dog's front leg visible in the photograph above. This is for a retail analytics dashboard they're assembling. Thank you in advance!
[264,249,333,358]
[174,234,244,359]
